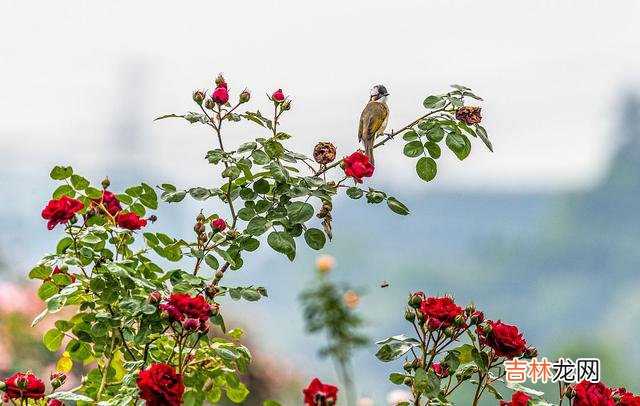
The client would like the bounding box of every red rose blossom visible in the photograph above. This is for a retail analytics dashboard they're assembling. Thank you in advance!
[303,378,338,406]
[573,381,615,406]
[115,212,148,230]
[159,293,212,332]
[272,89,285,102]
[212,85,229,105]
[92,190,122,216]
[418,296,464,330]
[432,362,449,378]
[499,391,531,406]
[52,266,76,283]
[3,372,46,400]
[343,151,375,183]
[211,218,226,231]
[137,363,184,406]
[478,320,527,359]
[48,400,64,406]
[41,196,84,230]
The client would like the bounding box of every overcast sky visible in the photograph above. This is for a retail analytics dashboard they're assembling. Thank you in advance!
[1,0,639,192]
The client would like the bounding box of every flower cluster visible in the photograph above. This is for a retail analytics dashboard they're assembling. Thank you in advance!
[568,381,640,406]
[92,190,122,216]
[159,293,214,332]
[137,363,185,406]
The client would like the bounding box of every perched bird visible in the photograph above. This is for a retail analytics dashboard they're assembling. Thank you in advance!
[358,84,390,164]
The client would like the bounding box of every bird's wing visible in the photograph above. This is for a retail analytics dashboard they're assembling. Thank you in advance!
[358,102,389,141]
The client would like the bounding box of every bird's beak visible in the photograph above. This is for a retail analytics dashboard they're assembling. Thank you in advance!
[383,92,390,96]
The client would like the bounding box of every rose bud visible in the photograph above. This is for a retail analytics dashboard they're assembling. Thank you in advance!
[50,372,67,389]
[69,214,78,224]
[404,308,416,322]
[196,212,206,222]
[465,303,475,315]
[403,377,412,386]
[147,291,162,304]
[101,177,111,189]
[416,310,426,324]
[194,222,206,234]
[408,291,426,308]
[211,218,226,232]
[198,233,208,243]
[210,303,220,316]
[281,99,292,111]
[203,378,214,392]
[444,326,455,337]
[271,89,285,103]
[482,323,493,335]
[313,142,337,165]
[403,360,413,372]
[470,311,484,325]
[256,287,267,296]
[215,73,226,86]
[206,284,219,299]
[524,346,538,359]
[239,89,251,104]
[212,86,229,105]
[454,314,465,326]
[204,98,215,110]
[192,90,205,105]
[183,318,199,331]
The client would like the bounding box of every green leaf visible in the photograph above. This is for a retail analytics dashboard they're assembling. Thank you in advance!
[403,141,424,158]
[38,281,59,301]
[425,141,441,159]
[402,130,419,141]
[389,373,407,385]
[416,157,437,182]
[205,255,220,270]
[189,187,211,201]
[222,166,241,180]
[504,381,545,397]
[304,228,326,250]
[387,197,410,216]
[446,132,471,160]
[43,328,64,351]
[267,231,296,259]
[287,201,314,224]
[414,368,440,398]
[346,187,363,199]
[70,174,90,190]
[375,342,416,362]
[52,184,76,199]
[237,142,257,153]
[48,392,94,402]
[251,150,270,165]
[423,95,446,109]
[264,401,282,406]
[253,178,271,194]
[29,265,51,280]
[425,126,445,142]
[50,166,73,180]
[162,190,187,203]
[246,217,270,236]
[476,125,493,152]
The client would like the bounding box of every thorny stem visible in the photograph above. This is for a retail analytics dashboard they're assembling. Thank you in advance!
[96,333,117,401]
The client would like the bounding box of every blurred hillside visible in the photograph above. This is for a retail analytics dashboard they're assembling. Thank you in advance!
[1,93,639,404]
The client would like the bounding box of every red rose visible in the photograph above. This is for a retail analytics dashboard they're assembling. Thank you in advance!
[160,293,212,332]
[343,151,375,183]
[573,381,615,406]
[3,372,46,400]
[272,89,285,102]
[432,362,449,378]
[418,297,464,330]
[620,394,640,406]
[137,363,184,406]
[499,391,531,406]
[116,212,148,230]
[212,85,229,105]
[41,195,84,230]
[211,218,226,232]
[52,266,76,283]
[478,320,527,359]
[48,400,64,406]
[303,378,338,406]
[93,190,122,216]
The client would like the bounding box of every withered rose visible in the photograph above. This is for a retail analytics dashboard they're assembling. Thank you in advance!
[455,106,482,125]
[313,142,337,165]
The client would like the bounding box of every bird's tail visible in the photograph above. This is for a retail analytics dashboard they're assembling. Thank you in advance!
[365,143,375,165]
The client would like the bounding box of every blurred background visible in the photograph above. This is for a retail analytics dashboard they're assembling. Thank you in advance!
[1,0,640,404]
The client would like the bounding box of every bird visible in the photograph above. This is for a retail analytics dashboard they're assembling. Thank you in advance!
[358,84,390,164]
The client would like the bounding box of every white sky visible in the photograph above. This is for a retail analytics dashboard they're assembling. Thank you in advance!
[1,0,639,192]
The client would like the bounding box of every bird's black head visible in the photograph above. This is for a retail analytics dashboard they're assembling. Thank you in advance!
[370,84,390,100]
